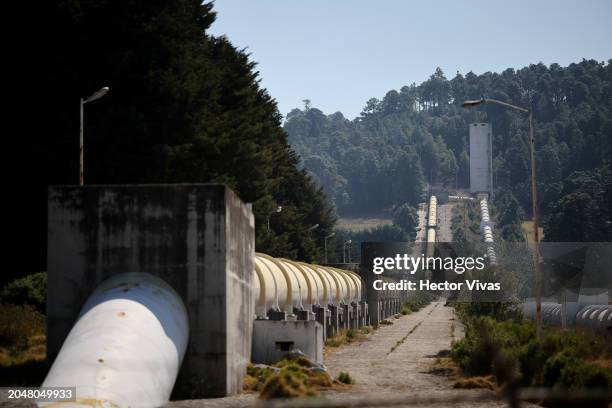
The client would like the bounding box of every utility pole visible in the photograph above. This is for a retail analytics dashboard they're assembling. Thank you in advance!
[462,98,542,338]
[79,87,109,185]
[324,233,335,263]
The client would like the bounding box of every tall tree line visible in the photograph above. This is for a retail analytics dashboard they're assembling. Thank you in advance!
[284,60,612,242]
[7,0,335,286]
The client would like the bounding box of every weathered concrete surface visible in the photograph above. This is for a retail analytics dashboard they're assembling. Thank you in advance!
[252,320,324,365]
[47,184,254,398]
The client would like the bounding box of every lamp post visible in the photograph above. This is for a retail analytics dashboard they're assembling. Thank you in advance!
[80,86,110,185]
[343,240,352,263]
[267,206,282,231]
[324,232,335,263]
[462,97,542,338]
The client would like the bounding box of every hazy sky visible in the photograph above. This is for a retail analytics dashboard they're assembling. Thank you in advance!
[208,0,612,120]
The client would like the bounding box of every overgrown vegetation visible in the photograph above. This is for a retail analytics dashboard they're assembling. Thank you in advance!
[450,201,481,243]
[325,327,371,348]
[244,355,346,399]
[0,303,47,385]
[0,272,46,313]
[401,291,435,315]
[451,306,612,406]
[0,273,49,385]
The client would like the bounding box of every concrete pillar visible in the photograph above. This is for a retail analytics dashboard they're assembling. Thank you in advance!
[351,302,359,329]
[359,301,368,327]
[47,184,254,398]
[328,304,340,337]
[313,306,327,339]
[342,303,350,331]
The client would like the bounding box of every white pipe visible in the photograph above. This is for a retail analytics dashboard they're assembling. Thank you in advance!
[42,272,189,408]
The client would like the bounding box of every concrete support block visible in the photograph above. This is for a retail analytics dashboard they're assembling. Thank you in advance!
[351,302,359,329]
[295,308,315,321]
[359,301,368,327]
[47,184,254,398]
[252,320,324,365]
[313,306,327,339]
[328,304,340,336]
[267,310,287,321]
[341,303,350,331]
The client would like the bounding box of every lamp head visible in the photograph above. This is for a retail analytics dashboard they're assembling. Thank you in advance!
[461,98,485,108]
[85,86,110,103]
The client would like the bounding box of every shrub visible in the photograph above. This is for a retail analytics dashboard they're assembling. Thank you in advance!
[543,354,612,390]
[336,371,354,384]
[0,304,45,349]
[0,273,46,312]
[454,301,523,322]
[451,314,612,393]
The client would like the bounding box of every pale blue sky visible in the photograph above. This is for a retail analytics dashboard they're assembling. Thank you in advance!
[208,0,612,120]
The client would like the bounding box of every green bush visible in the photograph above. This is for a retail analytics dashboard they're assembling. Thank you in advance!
[0,272,46,312]
[451,316,534,376]
[337,371,354,384]
[401,291,435,315]
[451,314,612,393]
[543,354,612,390]
[454,301,523,322]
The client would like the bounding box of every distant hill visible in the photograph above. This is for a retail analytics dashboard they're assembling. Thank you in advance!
[284,60,612,242]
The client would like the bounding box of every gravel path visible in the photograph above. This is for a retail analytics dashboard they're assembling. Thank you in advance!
[318,301,516,407]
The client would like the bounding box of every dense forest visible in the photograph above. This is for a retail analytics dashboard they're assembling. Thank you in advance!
[7,0,336,285]
[284,61,612,243]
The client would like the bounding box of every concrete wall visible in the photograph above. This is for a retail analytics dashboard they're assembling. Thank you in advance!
[47,184,254,398]
[252,320,324,365]
[469,123,493,195]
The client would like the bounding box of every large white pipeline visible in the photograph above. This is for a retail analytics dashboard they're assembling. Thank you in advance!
[479,198,497,265]
[42,273,189,408]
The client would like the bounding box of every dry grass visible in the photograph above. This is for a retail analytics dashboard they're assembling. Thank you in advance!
[325,328,371,349]
[431,357,459,377]
[589,358,612,370]
[453,375,496,390]
[247,355,338,400]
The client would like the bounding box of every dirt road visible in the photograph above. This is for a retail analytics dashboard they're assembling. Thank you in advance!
[320,301,510,407]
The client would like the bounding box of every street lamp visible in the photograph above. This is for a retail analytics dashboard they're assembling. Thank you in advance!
[324,232,335,263]
[307,224,319,232]
[343,240,352,263]
[462,97,542,338]
[267,206,282,231]
[80,86,110,185]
